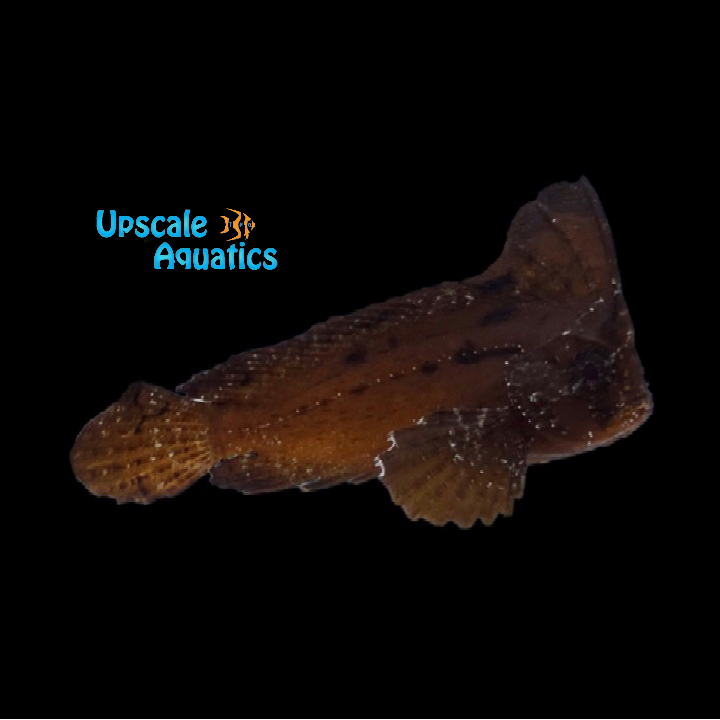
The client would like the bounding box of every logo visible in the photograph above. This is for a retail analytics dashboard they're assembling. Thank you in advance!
[96,210,207,238]
[221,209,255,241]
[96,208,276,270]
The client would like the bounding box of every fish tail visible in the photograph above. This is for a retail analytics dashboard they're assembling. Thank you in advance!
[70,382,220,504]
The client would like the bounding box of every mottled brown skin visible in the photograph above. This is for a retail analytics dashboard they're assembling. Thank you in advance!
[70,178,652,527]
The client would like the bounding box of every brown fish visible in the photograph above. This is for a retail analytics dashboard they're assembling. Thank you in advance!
[70,178,652,527]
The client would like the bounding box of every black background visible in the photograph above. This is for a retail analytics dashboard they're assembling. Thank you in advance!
[23,125,699,716]
[8,3,714,707]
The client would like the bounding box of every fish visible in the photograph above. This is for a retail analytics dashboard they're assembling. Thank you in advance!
[70,177,652,527]
[220,208,254,242]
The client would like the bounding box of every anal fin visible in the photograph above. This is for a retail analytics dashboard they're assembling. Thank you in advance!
[377,409,529,528]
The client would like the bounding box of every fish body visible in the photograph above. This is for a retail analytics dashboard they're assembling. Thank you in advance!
[71,178,652,527]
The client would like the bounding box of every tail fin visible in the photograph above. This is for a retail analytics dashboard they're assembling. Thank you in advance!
[70,382,219,504]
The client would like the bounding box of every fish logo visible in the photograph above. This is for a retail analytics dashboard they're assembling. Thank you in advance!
[221,209,254,242]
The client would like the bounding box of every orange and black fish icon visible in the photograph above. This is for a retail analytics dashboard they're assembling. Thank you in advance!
[221,209,254,241]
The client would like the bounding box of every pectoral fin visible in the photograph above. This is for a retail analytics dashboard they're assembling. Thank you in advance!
[377,409,529,528]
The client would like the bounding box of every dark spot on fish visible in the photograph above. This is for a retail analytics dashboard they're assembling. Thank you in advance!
[480,306,517,327]
[570,346,614,391]
[319,398,331,407]
[473,272,516,295]
[390,371,405,380]
[238,372,253,386]
[420,361,438,374]
[387,335,399,350]
[127,383,144,406]
[345,347,367,364]
[455,341,481,364]
[350,383,369,395]
[295,404,309,415]
[589,400,616,427]
[131,397,171,434]
[136,476,149,497]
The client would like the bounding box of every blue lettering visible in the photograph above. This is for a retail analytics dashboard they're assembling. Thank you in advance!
[176,248,191,268]
[135,216,149,238]
[154,242,175,269]
[193,248,209,270]
[167,216,182,237]
[247,248,261,270]
[211,248,226,269]
[263,248,277,269]
[119,216,134,237]
[192,216,207,237]
[151,216,166,237]
[97,210,116,237]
